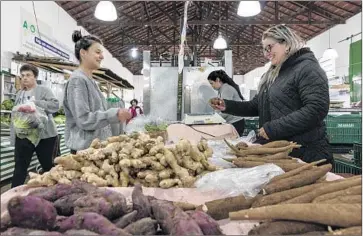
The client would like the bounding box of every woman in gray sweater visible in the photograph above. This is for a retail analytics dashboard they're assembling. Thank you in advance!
[63,31,131,153]
[208,70,245,136]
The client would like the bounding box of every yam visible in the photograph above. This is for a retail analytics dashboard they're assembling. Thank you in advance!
[319,195,362,204]
[113,210,138,229]
[312,185,362,203]
[55,212,130,236]
[262,164,332,194]
[170,208,204,236]
[261,140,291,148]
[64,229,99,235]
[54,193,86,216]
[252,182,326,207]
[229,204,362,227]
[132,184,152,220]
[7,196,57,230]
[187,210,223,235]
[283,176,362,204]
[173,201,198,211]
[248,220,327,235]
[124,217,158,235]
[329,226,362,235]
[204,195,256,220]
[270,159,327,183]
[74,189,128,220]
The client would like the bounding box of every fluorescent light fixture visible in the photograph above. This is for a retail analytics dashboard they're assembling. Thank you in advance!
[237,1,261,17]
[323,48,339,59]
[94,1,117,22]
[213,33,227,49]
[131,48,138,58]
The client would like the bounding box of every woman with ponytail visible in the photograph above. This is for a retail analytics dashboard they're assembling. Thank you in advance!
[63,30,131,153]
[207,69,245,136]
[209,25,333,166]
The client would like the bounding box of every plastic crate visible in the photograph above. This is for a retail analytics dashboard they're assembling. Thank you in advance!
[329,144,353,154]
[353,142,362,167]
[333,159,362,175]
[325,114,362,144]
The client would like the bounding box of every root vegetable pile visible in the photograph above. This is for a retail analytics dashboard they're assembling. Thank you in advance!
[27,133,218,188]
[201,139,363,235]
[2,181,223,236]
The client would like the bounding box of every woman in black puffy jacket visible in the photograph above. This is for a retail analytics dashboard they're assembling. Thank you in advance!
[210,25,333,165]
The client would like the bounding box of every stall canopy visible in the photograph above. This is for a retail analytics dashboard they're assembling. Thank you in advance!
[12,53,134,90]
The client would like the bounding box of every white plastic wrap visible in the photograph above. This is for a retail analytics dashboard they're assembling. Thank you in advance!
[12,101,48,146]
[195,164,285,199]
[125,115,169,134]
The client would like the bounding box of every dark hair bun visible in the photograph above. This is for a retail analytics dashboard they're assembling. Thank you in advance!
[72,30,83,43]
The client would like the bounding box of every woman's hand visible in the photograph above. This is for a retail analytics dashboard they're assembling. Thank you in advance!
[258,127,270,140]
[117,108,132,122]
[209,98,226,111]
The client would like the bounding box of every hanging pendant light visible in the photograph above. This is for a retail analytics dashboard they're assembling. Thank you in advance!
[323,29,338,59]
[94,1,118,22]
[213,32,227,49]
[237,1,261,17]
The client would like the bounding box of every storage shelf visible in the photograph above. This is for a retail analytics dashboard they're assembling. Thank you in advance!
[329,108,362,112]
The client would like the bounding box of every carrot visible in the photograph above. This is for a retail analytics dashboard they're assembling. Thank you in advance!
[319,195,362,204]
[282,176,362,204]
[328,226,362,235]
[248,220,327,235]
[251,182,327,208]
[233,159,305,172]
[229,203,362,227]
[262,164,332,194]
[261,140,291,148]
[270,159,327,183]
[204,195,257,220]
[312,185,362,203]
[224,139,301,157]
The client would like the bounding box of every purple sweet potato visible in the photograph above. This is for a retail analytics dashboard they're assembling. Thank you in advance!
[124,217,158,235]
[74,189,127,220]
[132,184,152,220]
[113,210,138,228]
[54,193,87,216]
[7,196,57,230]
[29,183,84,202]
[0,213,12,232]
[1,227,63,236]
[64,229,100,235]
[171,208,204,236]
[187,210,223,235]
[150,199,176,234]
[55,212,130,236]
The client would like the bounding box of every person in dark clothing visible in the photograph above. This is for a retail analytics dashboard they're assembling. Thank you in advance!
[210,25,333,165]
[207,70,245,136]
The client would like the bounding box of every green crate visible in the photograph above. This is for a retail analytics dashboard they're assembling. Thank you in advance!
[243,118,259,136]
[333,159,362,175]
[353,142,362,167]
[325,114,362,144]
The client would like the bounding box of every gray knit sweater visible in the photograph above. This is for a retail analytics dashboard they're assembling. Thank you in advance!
[63,69,119,151]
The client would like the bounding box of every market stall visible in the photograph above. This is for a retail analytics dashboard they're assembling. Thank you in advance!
[0,131,361,235]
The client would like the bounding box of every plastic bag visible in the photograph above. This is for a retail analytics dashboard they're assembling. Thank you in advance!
[125,115,169,134]
[195,164,285,199]
[12,101,48,146]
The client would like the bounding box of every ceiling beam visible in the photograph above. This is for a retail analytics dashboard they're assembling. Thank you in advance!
[80,19,345,27]
[109,42,260,47]
[323,2,356,15]
[150,1,176,23]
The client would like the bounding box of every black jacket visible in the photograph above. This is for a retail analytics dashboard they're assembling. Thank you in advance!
[224,48,333,164]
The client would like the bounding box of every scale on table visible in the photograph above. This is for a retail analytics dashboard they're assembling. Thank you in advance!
[184,113,226,125]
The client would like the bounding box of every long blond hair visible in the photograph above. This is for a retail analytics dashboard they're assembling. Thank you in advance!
[258,25,305,91]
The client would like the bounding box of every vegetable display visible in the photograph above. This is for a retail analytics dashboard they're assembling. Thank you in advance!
[27,133,218,188]
[1,99,14,111]
[1,181,222,236]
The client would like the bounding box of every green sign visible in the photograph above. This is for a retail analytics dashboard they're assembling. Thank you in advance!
[22,20,36,33]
